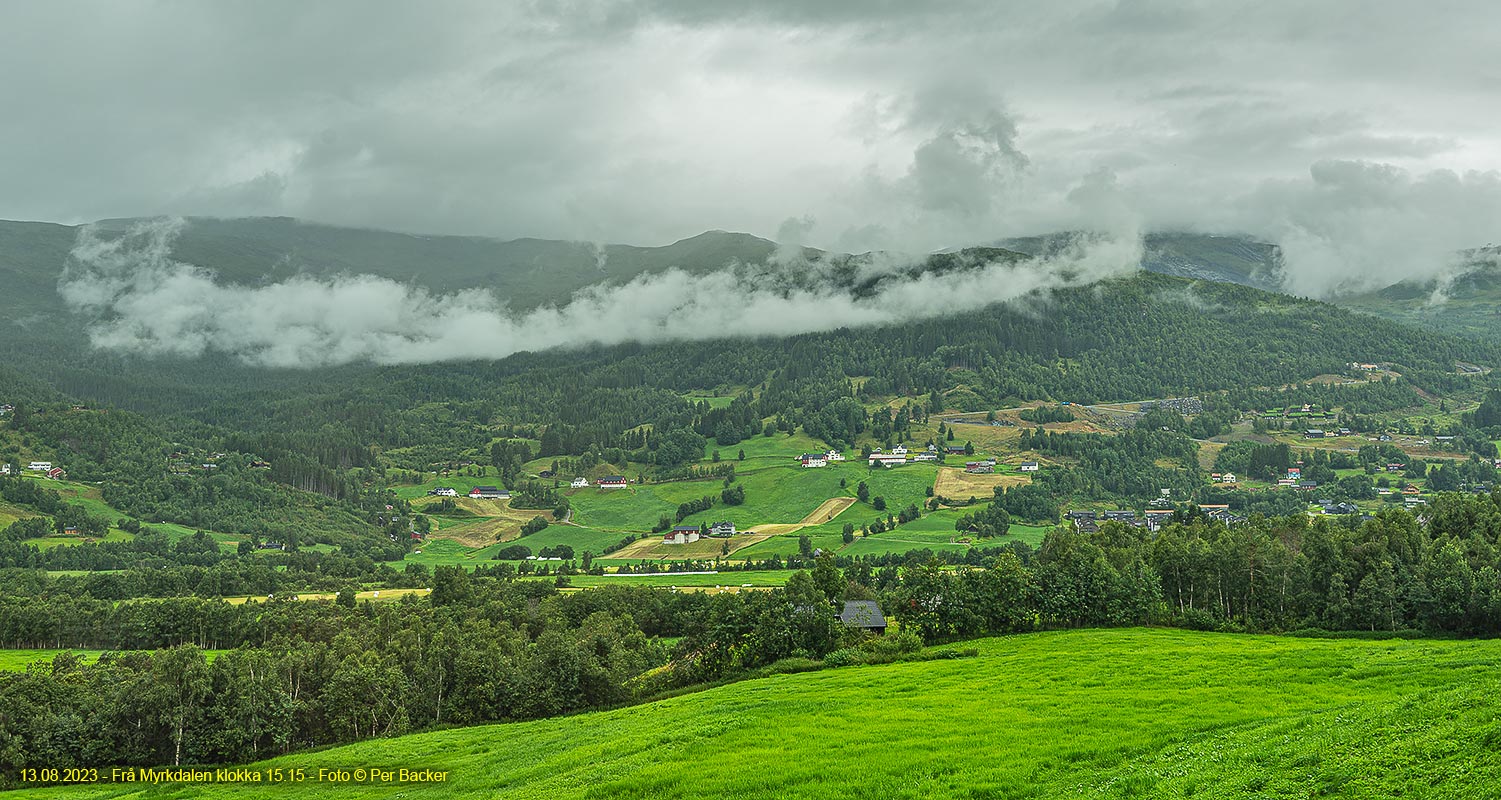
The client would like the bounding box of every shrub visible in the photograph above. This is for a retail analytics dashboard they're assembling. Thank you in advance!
[822,648,864,668]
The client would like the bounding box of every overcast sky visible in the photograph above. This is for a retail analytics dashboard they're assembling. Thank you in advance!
[5,1,1500,293]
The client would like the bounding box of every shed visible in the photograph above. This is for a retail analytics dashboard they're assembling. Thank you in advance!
[839,600,888,634]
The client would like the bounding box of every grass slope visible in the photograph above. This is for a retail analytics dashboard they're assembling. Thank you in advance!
[25,628,1501,799]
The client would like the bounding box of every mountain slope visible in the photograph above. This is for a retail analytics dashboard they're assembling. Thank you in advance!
[26,628,1501,799]
[1340,254,1501,342]
[1000,232,1284,290]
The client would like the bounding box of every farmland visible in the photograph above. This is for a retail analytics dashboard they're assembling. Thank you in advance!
[25,628,1501,799]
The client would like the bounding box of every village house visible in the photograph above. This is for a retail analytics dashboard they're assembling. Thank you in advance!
[468,486,509,499]
[1386,463,1405,473]
[1067,510,1098,530]
[1203,505,1247,525]
[1100,510,1137,522]
[964,461,993,474]
[892,445,908,456]
[664,525,701,544]
[710,521,736,537]
[0,464,9,476]
[1144,509,1175,531]
[46,467,64,480]
[825,450,845,461]
[868,452,906,467]
[26,461,51,472]
[1305,429,1326,439]
[433,487,458,497]
[799,453,828,468]
[570,477,589,488]
[946,445,966,454]
[839,600,888,634]
[1019,462,1040,472]
[599,475,628,488]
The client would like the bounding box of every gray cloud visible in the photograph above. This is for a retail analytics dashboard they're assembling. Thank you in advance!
[4,1,1501,297]
[60,218,1142,367]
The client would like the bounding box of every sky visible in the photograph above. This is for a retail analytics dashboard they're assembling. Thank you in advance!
[6,1,1501,299]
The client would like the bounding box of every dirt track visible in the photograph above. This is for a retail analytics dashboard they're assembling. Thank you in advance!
[801,496,857,525]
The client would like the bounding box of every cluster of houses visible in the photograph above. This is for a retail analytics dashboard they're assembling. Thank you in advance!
[799,446,1034,473]
[799,450,847,468]
[14,461,65,480]
[662,521,736,545]
[1067,505,1247,532]
[564,475,631,489]
[436,475,633,499]
[1211,472,1238,484]
[1273,467,1319,491]
[1304,427,1353,439]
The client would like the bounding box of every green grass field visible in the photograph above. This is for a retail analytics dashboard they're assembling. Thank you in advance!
[24,628,1501,799]
[0,649,226,672]
[0,649,109,671]
[548,571,787,589]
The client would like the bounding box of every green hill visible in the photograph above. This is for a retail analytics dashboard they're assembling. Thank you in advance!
[1341,253,1501,342]
[24,628,1501,799]
[1001,232,1285,290]
[0,218,786,318]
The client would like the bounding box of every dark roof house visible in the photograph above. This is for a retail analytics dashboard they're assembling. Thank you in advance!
[839,600,888,634]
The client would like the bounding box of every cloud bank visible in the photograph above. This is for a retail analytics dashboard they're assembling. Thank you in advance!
[8,2,1501,300]
[60,219,1142,368]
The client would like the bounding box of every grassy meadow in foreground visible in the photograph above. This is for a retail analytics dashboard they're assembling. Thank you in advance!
[21,628,1501,799]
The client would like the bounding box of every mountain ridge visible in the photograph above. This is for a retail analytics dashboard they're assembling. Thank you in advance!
[1,216,1495,342]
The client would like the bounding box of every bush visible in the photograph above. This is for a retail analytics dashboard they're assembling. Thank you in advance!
[757,657,824,677]
[822,648,864,668]
[858,629,923,657]
[493,544,532,560]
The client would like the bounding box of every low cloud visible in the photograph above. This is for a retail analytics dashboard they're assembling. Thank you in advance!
[60,218,1142,368]
[1233,160,1501,297]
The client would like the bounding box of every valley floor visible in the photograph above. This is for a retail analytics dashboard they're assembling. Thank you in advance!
[18,628,1501,799]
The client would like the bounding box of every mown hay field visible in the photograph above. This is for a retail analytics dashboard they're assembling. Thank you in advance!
[27,628,1501,799]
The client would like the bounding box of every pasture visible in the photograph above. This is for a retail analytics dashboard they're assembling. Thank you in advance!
[0,649,226,671]
[28,628,1501,799]
[413,498,558,545]
[932,466,1029,501]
